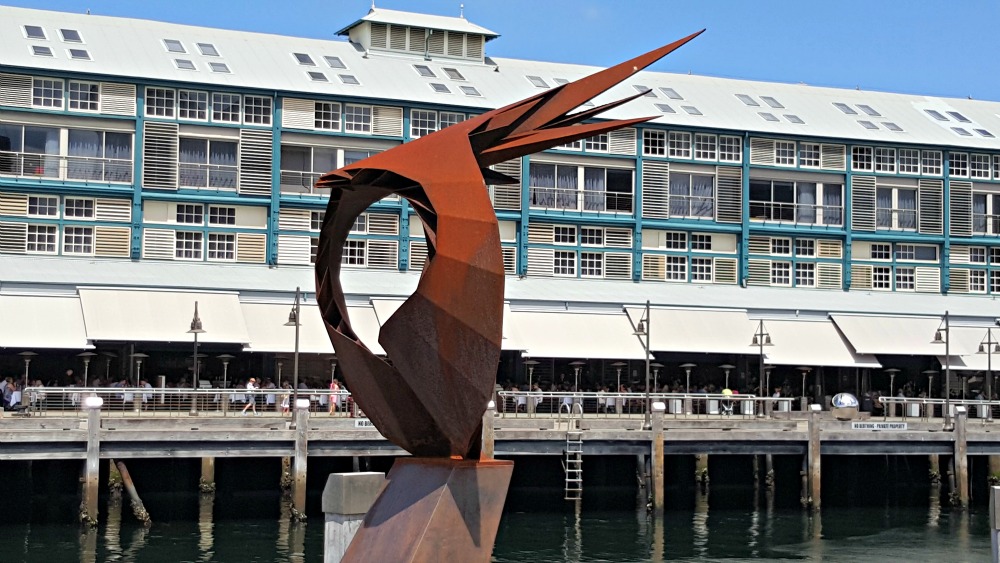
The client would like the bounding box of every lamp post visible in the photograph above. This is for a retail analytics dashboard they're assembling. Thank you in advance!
[18,351,37,407]
[524,359,540,389]
[188,301,205,416]
[719,364,735,390]
[931,311,952,428]
[750,320,773,417]
[217,354,235,389]
[797,367,813,412]
[131,353,149,387]
[285,287,302,418]
[77,351,97,386]
[651,362,664,392]
[629,300,653,428]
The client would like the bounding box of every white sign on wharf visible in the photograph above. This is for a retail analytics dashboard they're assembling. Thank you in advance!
[354,418,375,428]
[852,421,907,431]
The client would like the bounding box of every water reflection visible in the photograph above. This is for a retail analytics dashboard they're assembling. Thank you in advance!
[692,487,708,557]
[198,493,214,561]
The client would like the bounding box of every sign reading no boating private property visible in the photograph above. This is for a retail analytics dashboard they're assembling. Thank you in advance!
[354,418,375,428]
[852,422,907,431]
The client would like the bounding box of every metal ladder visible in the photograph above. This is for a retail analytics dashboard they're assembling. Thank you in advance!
[563,430,583,501]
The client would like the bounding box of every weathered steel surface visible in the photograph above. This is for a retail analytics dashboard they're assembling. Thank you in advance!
[314,31,704,459]
[341,458,514,563]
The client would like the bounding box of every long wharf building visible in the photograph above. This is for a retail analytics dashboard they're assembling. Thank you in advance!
[2,5,1000,396]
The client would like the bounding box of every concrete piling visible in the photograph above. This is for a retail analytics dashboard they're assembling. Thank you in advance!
[808,404,821,510]
[954,406,969,508]
[651,401,665,516]
[82,399,101,526]
[292,401,309,520]
[322,472,385,563]
[929,454,942,484]
[482,402,496,458]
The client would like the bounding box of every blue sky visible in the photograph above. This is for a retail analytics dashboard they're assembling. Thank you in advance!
[9,0,1000,101]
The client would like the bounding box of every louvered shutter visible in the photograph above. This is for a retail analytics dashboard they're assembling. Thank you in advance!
[367,213,399,235]
[490,159,522,210]
[642,254,666,281]
[277,234,311,264]
[641,160,669,219]
[713,257,738,284]
[604,253,632,279]
[370,23,388,49]
[716,165,742,223]
[99,82,136,116]
[94,226,131,257]
[501,246,516,275]
[236,233,267,263]
[609,128,636,155]
[749,138,775,166]
[816,263,843,290]
[748,235,771,255]
[747,259,771,286]
[238,129,273,196]
[850,264,873,290]
[949,180,973,237]
[918,179,943,235]
[527,223,554,243]
[94,198,132,222]
[0,221,27,253]
[605,228,632,248]
[446,31,464,57]
[409,241,428,271]
[372,106,403,137]
[950,245,970,264]
[817,239,843,259]
[0,192,28,216]
[367,240,398,269]
[466,35,484,59]
[278,209,311,231]
[526,248,554,277]
[281,98,315,130]
[142,122,178,189]
[0,73,32,107]
[389,25,407,50]
[950,268,970,294]
[915,267,941,293]
[821,144,846,171]
[142,228,175,259]
[851,175,876,231]
[427,32,445,55]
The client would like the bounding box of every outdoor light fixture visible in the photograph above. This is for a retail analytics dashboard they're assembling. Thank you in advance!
[295,398,311,410]
[82,396,104,409]
[188,301,206,416]
[930,311,952,428]
[77,351,97,387]
[285,287,303,418]
[977,328,999,416]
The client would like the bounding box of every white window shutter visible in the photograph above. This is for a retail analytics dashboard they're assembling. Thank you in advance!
[817,239,843,259]
[0,221,27,254]
[281,98,316,130]
[142,122,178,189]
[372,106,403,137]
[527,223,554,244]
[367,240,398,269]
[748,235,771,255]
[604,228,633,249]
[642,254,666,281]
[641,160,669,219]
[490,159,522,211]
[949,180,973,237]
[747,259,771,286]
[95,198,132,222]
[238,129,273,196]
[277,234,311,265]
[278,209,311,231]
[915,267,941,293]
[94,226,131,257]
[0,192,28,216]
[409,241,428,271]
[236,233,267,263]
[950,268,970,293]
[850,264,873,290]
[99,82,136,116]
[949,245,970,264]
[716,165,742,223]
[917,179,943,235]
[749,138,775,166]
[501,246,516,275]
[604,252,632,279]
[820,144,846,170]
[850,175,876,231]
[367,213,399,235]
[0,73,31,107]
[816,263,843,290]
[142,228,175,259]
[713,257,738,284]
[526,248,554,277]
[608,128,636,155]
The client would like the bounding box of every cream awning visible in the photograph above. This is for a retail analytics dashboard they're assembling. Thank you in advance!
[624,307,754,355]
[511,310,646,360]
[761,319,881,368]
[0,294,92,349]
[79,289,249,344]
[241,302,384,355]
[372,298,522,351]
[831,314,975,356]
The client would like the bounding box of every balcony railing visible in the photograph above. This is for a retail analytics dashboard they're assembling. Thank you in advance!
[875,208,917,230]
[279,170,329,196]
[973,213,1000,235]
[749,201,843,226]
[0,151,132,184]
[179,162,237,190]
[529,187,633,213]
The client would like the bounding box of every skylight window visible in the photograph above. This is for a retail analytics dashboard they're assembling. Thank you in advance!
[208,62,230,73]
[925,109,948,121]
[833,102,857,115]
[655,103,675,114]
[682,106,702,116]
[24,25,46,40]
[308,71,328,82]
[163,39,186,53]
[31,45,53,57]
[952,127,972,136]
[883,122,903,132]
[758,112,779,122]
[293,53,315,66]
[761,96,784,109]
[175,59,197,71]
[857,104,881,117]
[659,87,683,100]
[975,129,995,138]
[443,68,465,80]
[69,48,91,61]
[430,82,451,93]
[324,56,346,69]
[553,78,569,85]
[59,29,82,43]
[197,43,219,56]
[784,114,804,124]
[459,85,481,96]
[947,111,971,123]
[633,85,656,98]
[339,74,360,85]
[413,65,435,77]
[858,120,878,130]
[527,76,548,88]
[735,94,759,106]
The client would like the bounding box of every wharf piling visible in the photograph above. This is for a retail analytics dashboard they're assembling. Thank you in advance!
[955,406,969,508]
[808,404,821,510]
[115,460,150,525]
[82,400,100,526]
[483,402,496,458]
[322,472,385,563]
[651,403,665,515]
[292,403,309,520]
[199,457,216,493]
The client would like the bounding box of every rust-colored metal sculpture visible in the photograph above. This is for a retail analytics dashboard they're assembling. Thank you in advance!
[315,31,702,561]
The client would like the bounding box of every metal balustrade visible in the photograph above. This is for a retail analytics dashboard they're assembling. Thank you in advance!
[528,187,633,213]
[749,200,843,226]
[0,151,132,183]
[878,396,996,420]
[179,162,238,190]
[495,391,783,419]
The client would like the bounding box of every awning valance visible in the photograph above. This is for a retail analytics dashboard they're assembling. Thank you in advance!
[831,314,974,356]
[761,319,881,368]
[0,294,92,349]
[79,289,249,344]
[624,307,754,355]
[511,310,646,360]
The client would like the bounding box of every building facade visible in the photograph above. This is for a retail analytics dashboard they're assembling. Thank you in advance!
[2,6,999,399]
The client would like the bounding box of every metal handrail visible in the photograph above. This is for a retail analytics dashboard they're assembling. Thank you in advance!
[496,391,780,419]
[528,187,633,213]
[748,200,844,226]
[877,396,994,420]
[0,150,133,184]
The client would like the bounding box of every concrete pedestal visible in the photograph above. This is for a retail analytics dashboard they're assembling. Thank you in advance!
[323,472,386,563]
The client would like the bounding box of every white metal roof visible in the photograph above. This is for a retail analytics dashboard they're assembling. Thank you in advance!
[335,7,498,38]
[4,6,1000,151]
